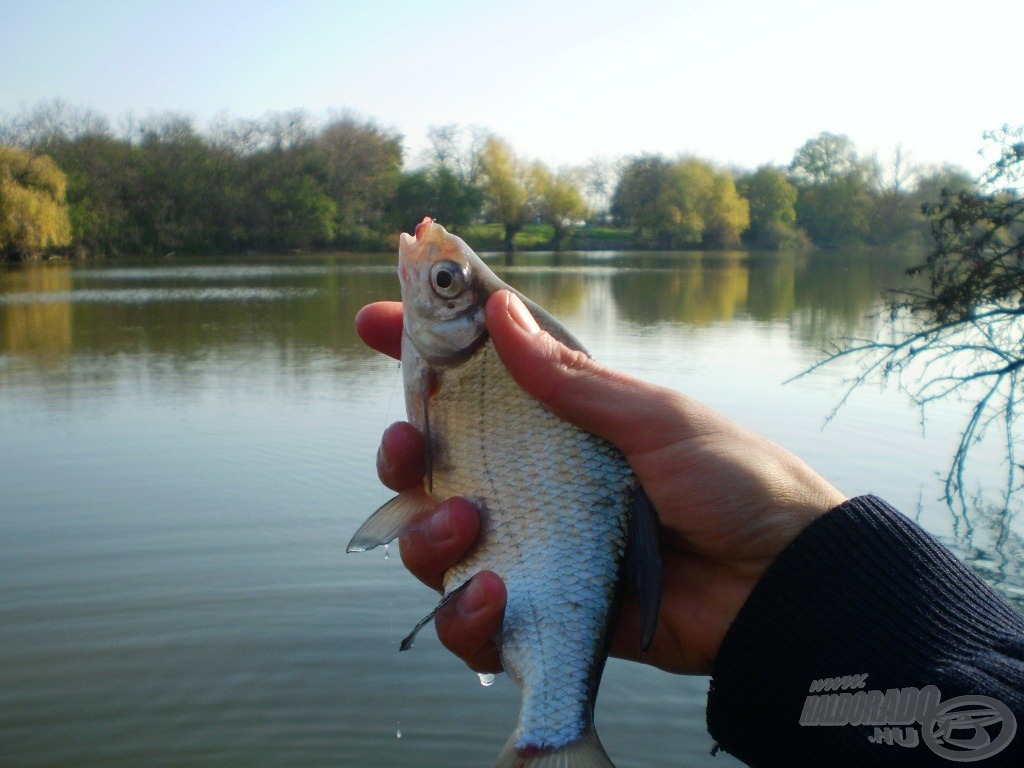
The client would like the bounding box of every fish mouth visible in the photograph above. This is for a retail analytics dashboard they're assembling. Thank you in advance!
[414,216,434,240]
[397,231,422,287]
[398,220,448,289]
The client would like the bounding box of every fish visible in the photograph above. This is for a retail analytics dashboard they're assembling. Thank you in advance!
[348,218,662,768]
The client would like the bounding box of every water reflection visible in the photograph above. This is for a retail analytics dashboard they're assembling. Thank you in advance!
[0,257,401,369]
[1,263,73,357]
[1,252,914,369]
[945,500,1024,607]
[608,259,749,325]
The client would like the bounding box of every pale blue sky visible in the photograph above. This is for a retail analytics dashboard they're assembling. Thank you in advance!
[3,0,1022,174]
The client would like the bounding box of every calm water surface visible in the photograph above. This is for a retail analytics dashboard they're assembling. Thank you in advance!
[2,252,1022,768]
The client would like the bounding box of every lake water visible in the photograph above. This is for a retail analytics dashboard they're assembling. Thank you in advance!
[2,252,1022,768]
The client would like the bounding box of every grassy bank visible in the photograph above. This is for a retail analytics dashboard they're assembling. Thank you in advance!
[452,223,638,252]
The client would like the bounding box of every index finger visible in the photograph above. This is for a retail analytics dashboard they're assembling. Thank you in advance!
[355,301,403,359]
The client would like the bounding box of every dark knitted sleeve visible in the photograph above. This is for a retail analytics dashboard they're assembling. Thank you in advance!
[706,495,1024,767]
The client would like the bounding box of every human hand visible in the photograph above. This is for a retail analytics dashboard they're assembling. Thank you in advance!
[355,290,847,675]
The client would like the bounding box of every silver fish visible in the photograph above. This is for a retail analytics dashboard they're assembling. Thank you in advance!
[348,219,662,768]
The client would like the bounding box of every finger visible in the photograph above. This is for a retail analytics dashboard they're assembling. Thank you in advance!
[355,301,403,360]
[486,290,717,457]
[398,497,480,592]
[435,571,506,673]
[377,422,425,491]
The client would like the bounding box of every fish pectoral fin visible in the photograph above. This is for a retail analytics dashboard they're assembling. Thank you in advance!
[491,729,615,768]
[399,579,473,651]
[346,490,434,553]
[627,485,664,653]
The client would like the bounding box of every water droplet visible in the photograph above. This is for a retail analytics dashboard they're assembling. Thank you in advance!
[383,544,390,560]
[478,673,495,687]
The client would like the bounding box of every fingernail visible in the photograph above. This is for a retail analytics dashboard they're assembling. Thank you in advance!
[506,293,540,334]
[458,577,487,617]
[426,504,454,544]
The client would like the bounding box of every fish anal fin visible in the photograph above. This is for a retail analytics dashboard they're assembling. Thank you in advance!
[627,485,663,652]
[492,729,615,768]
[399,579,473,651]
[346,489,434,553]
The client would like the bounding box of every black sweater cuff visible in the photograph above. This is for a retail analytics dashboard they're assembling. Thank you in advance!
[706,495,1024,767]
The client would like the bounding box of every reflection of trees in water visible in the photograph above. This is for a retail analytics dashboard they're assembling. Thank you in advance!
[942,496,1024,612]
[785,253,915,347]
[0,258,400,391]
[608,257,749,326]
[1,250,918,390]
[602,250,911,335]
[494,268,589,319]
[1,262,72,357]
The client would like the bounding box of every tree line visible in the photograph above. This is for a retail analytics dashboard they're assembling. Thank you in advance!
[0,101,978,260]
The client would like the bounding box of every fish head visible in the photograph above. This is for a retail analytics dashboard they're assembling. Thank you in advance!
[399,218,504,365]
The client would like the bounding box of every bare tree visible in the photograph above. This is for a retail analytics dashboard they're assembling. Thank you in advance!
[425,124,488,186]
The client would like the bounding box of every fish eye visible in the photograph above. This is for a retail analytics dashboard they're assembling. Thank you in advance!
[430,261,466,299]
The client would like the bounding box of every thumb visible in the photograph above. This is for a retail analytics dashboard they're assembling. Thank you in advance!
[486,290,709,457]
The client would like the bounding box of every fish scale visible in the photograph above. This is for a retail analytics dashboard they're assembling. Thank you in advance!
[428,340,634,752]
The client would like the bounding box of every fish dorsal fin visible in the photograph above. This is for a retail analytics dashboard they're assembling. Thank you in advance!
[346,489,435,552]
[510,288,591,356]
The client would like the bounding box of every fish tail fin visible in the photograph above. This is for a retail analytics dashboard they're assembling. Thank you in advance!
[346,489,434,552]
[491,730,615,768]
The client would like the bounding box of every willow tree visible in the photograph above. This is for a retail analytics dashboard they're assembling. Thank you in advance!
[0,146,72,260]
[479,135,536,251]
[533,165,587,250]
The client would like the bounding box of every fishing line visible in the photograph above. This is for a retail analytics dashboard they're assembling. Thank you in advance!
[384,360,402,427]
[379,359,406,745]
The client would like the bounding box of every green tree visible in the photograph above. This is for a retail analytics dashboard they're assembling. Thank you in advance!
[789,132,859,185]
[612,156,748,248]
[700,165,750,248]
[266,175,337,249]
[533,164,587,250]
[611,154,673,243]
[0,146,72,260]
[738,166,800,249]
[478,135,537,250]
[388,165,481,232]
[789,132,873,248]
[132,115,225,253]
[310,115,402,241]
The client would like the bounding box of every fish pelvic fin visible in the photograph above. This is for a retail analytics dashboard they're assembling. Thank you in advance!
[627,485,663,652]
[346,489,434,552]
[492,730,615,768]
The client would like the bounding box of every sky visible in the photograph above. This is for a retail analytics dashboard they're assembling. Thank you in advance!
[3,0,1023,176]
